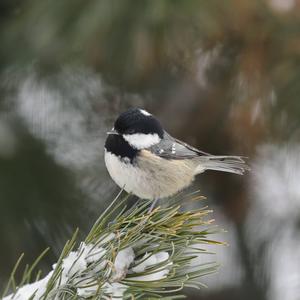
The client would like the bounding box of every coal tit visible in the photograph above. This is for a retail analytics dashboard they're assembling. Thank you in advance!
[105,108,248,201]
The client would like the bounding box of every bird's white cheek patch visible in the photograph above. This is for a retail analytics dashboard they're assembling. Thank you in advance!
[123,133,160,149]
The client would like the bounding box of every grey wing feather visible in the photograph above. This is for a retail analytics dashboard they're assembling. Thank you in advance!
[149,131,209,159]
[148,131,250,175]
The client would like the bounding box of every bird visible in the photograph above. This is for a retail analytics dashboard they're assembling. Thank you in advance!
[104,108,249,208]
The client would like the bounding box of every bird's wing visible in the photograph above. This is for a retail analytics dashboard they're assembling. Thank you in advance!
[148,131,249,174]
[148,131,210,160]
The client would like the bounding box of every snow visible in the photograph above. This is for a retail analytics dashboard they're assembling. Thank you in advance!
[77,246,135,298]
[113,247,135,280]
[3,271,54,300]
[3,242,107,300]
[78,282,128,299]
[77,285,98,298]
[4,244,172,299]
[130,251,171,281]
[132,251,169,273]
[85,247,106,264]
[62,250,87,279]
[98,232,116,245]
[130,268,170,281]
[102,282,128,299]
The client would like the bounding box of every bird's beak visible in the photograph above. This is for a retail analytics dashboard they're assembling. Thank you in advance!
[107,128,119,135]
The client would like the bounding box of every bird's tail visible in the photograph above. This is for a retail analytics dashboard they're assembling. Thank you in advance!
[195,156,250,175]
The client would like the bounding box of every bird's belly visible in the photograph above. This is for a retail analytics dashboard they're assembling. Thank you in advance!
[104,150,195,200]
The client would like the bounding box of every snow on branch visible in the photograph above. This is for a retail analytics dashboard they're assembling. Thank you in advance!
[2,191,222,299]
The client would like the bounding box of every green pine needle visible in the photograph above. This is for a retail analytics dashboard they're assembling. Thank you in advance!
[3,191,223,299]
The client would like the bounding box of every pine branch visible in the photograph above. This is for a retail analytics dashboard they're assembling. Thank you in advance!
[2,191,223,299]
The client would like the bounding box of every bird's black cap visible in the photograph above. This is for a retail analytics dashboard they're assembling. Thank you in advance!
[114,108,164,138]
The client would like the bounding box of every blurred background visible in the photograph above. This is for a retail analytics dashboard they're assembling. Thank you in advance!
[1,0,300,299]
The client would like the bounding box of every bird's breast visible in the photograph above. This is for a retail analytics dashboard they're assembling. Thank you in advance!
[104,149,196,200]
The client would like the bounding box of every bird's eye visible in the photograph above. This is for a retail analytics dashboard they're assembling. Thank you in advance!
[126,128,135,134]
